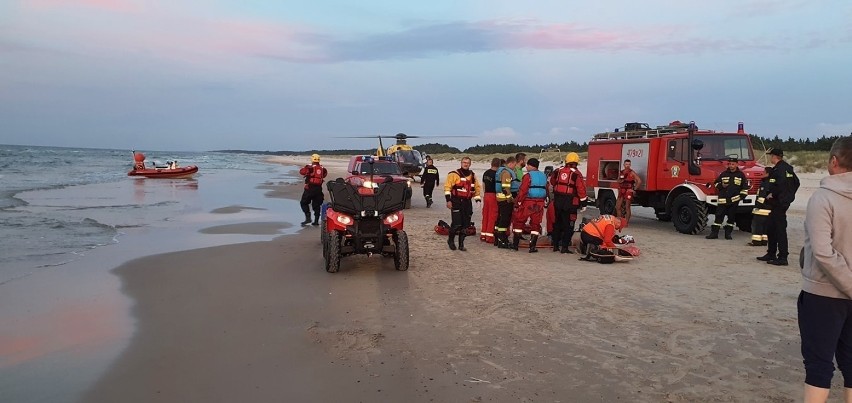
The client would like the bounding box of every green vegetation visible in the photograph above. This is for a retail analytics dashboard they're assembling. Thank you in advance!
[783,151,831,173]
[216,132,846,173]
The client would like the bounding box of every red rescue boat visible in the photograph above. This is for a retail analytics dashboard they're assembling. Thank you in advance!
[128,151,199,179]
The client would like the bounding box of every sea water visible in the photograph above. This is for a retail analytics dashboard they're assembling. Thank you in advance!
[0,144,299,284]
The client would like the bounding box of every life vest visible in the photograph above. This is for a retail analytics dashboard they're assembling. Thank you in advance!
[582,215,617,239]
[527,171,547,199]
[553,166,580,195]
[300,163,326,186]
[494,167,518,194]
[450,170,475,199]
[619,168,636,190]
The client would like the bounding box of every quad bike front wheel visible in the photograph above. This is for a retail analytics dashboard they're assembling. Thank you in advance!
[393,230,409,271]
[325,231,341,273]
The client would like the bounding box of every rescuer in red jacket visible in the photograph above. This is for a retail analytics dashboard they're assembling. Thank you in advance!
[298,154,328,226]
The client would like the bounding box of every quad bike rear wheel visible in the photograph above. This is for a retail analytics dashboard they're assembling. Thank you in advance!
[325,231,341,273]
[393,231,409,271]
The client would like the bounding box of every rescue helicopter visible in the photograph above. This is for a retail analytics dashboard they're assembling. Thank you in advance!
[340,133,471,182]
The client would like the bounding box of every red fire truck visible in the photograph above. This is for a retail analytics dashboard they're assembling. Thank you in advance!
[585,121,765,235]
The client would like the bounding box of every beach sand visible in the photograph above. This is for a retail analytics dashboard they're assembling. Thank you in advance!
[77,156,828,402]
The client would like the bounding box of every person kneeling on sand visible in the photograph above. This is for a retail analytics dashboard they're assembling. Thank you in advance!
[578,215,624,261]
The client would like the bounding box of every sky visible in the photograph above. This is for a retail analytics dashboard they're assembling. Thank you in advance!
[1,0,851,152]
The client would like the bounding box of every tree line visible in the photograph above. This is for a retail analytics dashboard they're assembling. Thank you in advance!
[215,133,847,156]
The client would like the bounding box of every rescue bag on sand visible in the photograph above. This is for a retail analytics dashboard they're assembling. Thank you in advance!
[435,220,450,235]
[434,220,476,236]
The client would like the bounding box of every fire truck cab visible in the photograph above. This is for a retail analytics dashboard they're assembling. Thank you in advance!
[585,121,765,235]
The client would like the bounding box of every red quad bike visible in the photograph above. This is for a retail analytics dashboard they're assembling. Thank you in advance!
[321,176,409,273]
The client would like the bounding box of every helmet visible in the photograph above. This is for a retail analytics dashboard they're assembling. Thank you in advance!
[311,154,320,163]
[565,152,580,164]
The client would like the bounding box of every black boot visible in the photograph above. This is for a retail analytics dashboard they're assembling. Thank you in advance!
[562,229,575,253]
[529,235,539,253]
[757,253,775,261]
[426,196,433,208]
[496,232,509,249]
[511,233,520,251]
[705,225,719,239]
[551,234,560,252]
[300,212,312,226]
[458,234,467,251]
[447,232,457,251]
[724,226,733,240]
[312,215,320,226]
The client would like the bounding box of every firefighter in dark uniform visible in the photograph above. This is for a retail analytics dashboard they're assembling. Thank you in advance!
[706,157,748,239]
[298,154,328,226]
[480,158,501,243]
[421,156,439,208]
[494,157,517,249]
[748,166,773,246]
[758,148,799,266]
[511,158,548,253]
[444,157,482,251]
[549,152,588,253]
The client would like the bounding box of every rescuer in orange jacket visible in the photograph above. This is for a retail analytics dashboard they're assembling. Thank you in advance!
[549,152,588,253]
[579,215,624,261]
[444,157,482,251]
[298,154,328,226]
[615,159,641,227]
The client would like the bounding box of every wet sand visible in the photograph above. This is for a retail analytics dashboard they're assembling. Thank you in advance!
[71,156,835,401]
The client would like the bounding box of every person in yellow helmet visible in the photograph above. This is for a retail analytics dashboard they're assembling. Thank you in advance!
[298,154,327,226]
[549,152,588,253]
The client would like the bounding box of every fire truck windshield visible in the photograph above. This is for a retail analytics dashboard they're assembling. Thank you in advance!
[695,135,755,161]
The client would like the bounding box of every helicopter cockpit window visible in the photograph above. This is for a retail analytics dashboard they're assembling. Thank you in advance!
[395,150,422,164]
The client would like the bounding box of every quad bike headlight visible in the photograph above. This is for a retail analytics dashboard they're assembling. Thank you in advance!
[336,214,353,225]
[362,180,379,189]
[383,213,400,224]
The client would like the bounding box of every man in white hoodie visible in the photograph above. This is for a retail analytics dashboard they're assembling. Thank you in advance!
[798,136,852,402]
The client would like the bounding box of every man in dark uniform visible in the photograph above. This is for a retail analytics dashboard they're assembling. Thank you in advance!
[758,148,799,266]
[748,166,773,246]
[421,156,439,208]
[494,157,517,249]
[706,157,749,240]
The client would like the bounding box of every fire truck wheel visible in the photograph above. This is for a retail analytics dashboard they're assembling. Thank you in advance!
[735,213,753,233]
[597,190,617,215]
[671,193,708,235]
